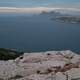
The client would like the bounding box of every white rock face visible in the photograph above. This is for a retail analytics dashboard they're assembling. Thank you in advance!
[0,61,18,79]
[0,50,80,80]
[56,72,67,80]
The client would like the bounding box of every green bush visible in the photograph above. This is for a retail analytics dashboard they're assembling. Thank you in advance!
[0,48,24,60]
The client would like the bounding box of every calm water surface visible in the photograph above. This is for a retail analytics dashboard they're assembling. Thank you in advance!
[0,13,80,53]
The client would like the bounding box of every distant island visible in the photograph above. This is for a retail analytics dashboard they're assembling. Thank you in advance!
[52,16,80,24]
[40,11,80,24]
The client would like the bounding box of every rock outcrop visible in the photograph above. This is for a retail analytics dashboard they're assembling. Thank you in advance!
[0,50,80,80]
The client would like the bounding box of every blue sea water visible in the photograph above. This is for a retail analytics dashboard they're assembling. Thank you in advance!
[0,13,80,53]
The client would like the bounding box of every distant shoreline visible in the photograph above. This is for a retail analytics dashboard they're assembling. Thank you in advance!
[0,7,80,14]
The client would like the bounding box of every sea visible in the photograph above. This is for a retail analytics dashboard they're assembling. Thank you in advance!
[0,12,80,53]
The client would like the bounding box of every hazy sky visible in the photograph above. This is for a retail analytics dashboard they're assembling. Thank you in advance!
[0,0,80,13]
[0,0,80,8]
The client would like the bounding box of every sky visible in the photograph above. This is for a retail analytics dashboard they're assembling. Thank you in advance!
[0,0,80,13]
[0,0,80,8]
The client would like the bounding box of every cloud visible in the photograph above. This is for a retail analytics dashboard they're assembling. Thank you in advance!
[0,7,80,14]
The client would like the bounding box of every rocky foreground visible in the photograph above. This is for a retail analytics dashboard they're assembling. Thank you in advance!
[0,50,80,80]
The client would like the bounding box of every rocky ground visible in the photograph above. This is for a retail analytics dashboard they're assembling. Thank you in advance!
[0,50,80,80]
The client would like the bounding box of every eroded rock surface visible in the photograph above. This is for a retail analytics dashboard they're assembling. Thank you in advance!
[0,50,80,80]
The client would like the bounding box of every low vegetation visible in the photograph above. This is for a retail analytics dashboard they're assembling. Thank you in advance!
[0,48,23,60]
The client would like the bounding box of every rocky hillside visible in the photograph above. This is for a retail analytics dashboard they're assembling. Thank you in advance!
[0,50,80,80]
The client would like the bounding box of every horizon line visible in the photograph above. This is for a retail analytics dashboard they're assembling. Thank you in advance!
[0,7,80,13]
